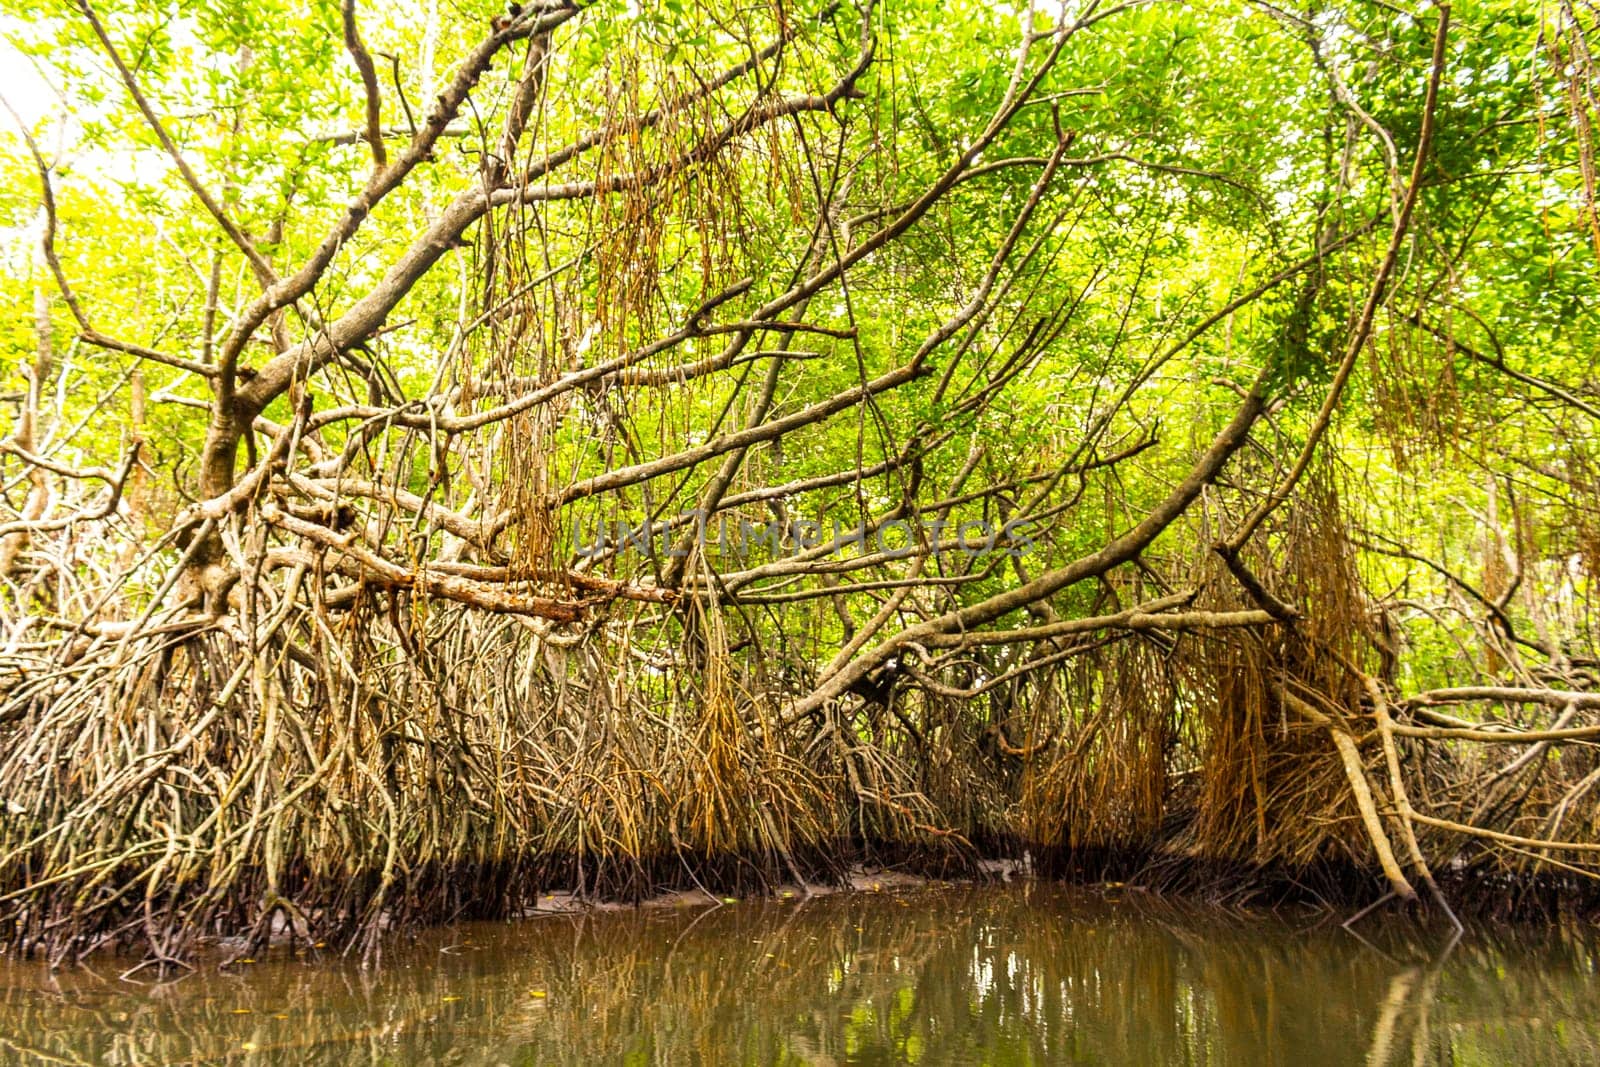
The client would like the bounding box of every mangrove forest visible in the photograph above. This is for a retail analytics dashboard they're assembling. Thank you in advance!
[1,0,1598,972]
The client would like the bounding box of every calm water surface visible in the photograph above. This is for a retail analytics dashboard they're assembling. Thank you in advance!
[2,883,1597,1065]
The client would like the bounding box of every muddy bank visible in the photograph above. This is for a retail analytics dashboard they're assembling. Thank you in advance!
[14,838,1599,970]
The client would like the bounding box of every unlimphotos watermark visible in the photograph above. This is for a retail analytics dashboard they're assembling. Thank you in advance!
[570,513,1037,561]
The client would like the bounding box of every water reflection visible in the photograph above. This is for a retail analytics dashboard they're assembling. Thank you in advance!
[2,884,1597,1065]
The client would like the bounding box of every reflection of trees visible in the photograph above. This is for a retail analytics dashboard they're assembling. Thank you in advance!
[1,886,1597,1064]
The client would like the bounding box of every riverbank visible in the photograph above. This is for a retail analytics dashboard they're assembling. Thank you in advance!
[13,840,1598,972]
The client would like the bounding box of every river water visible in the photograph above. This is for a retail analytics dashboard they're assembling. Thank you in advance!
[2,882,1597,1064]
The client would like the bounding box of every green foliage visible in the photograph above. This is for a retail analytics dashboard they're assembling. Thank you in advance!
[0,0,1596,691]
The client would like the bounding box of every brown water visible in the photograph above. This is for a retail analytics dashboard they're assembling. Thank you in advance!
[1,883,1597,1065]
